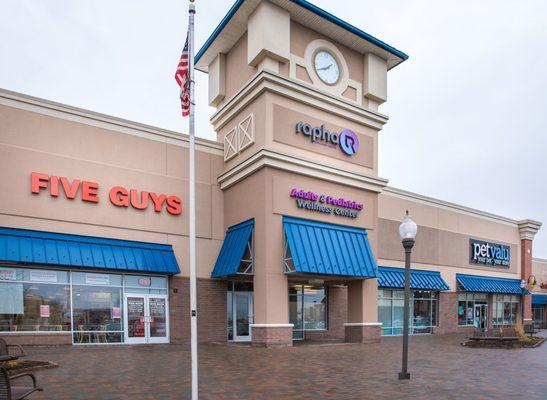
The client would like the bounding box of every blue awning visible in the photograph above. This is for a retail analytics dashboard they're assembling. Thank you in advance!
[211,219,253,278]
[283,216,377,278]
[532,294,547,305]
[0,227,179,274]
[456,274,528,295]
[378,266,449,291]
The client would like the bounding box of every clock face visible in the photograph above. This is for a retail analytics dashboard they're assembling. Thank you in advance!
[314,50,340,85]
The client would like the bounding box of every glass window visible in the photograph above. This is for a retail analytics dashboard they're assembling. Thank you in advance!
[379,289,438,335]
[227,290,233,341]
[493,294,519,326]
[392,298,404,335]
[289,284,326,339]
[378,298,392,336]
[72,285,123,343]
[0,267,70,332]
[412,299,431,334]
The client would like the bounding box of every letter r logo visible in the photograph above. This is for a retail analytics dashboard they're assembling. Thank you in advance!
[339,129,359,156]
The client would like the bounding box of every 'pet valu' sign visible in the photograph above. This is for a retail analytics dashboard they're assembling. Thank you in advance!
[469,239,510,268]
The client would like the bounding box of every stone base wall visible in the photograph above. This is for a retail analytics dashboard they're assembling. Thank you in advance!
[0,333,72,346]
[169,277,227,344]
[344,325,381,343]
[305,285,347,341]
[251,326,293,347]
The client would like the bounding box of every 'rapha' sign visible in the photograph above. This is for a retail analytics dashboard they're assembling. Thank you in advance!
[469,239,510,268]
[295,121,359,156]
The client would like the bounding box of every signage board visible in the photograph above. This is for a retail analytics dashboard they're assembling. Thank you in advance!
[30,172,182,215]
[138,277,151,287]
[290,188,363,219]
[0,268,17,281]
[29,270,58,283]
[296,121,359,156]
[40,305,50,318]
[469,239,510,268]
[112,307,122,319]
[85,273,110,286]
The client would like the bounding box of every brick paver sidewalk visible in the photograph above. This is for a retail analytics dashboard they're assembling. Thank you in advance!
[25,331,547,399]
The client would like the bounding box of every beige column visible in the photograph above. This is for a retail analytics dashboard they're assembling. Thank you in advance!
[345,278,381,343]
[251,212,292,347]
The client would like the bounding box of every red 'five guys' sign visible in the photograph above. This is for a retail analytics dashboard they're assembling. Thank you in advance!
[31,172,182,215]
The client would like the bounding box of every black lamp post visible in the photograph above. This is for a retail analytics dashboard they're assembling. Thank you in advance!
[398,210,417,381]
[520,279,526,326]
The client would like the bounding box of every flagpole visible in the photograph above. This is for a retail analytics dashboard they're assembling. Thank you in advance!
[188,1,198,399]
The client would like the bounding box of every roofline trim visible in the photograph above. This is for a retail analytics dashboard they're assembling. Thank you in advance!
[382,186,521,227]
[195,0,408,66]
[0,88,223,154]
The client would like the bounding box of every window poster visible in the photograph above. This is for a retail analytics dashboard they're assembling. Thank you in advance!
[0,283,24,314]
[40,304,50,318]
[29,270,58,283]
[85,273,110,286]
[112,307,121,319]
[0,268,17,281]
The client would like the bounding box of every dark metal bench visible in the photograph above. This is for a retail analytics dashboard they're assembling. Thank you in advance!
[524,324,539,337]
[471,327,517,338]
[0,367,43,400]
[0,339,26,360]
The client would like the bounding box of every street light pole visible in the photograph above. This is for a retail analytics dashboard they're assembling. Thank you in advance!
[520,279,526,326]
[398,210,417,381]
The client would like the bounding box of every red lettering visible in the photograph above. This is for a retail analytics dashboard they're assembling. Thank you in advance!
[82,181,99,203]
[109,186,129,207]
[149,192,167,213]
[166,195,182,215]
[130,189,149,210]
[60,177,80,199]
[31,172,49,194]
[50,176,59,197]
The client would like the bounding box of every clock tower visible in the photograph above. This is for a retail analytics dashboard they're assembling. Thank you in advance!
[197,0,407,346]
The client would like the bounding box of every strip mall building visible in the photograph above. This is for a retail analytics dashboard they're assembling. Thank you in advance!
[0,0,544,347]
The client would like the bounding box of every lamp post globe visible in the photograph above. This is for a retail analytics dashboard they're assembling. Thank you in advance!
[398,210,417,380]
[399,210,418,240]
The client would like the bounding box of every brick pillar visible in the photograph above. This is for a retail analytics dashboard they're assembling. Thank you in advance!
[344,278,381,343]
[521,239,533,322]
[518,220,542,324]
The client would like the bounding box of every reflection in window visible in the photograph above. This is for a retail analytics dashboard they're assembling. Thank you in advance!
[72,286,122,343]
[457,292,489,326]
[493,294,519,326]
[289,284,326,340]
[378,289,438,336]
[0,282,70,332]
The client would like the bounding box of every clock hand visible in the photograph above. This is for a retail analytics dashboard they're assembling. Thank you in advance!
[316,64,332,71]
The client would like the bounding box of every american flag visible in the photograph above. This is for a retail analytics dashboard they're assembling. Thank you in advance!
[175,36,190,117]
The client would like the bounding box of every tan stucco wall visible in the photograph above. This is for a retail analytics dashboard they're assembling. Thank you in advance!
[222,32,257,107]
[378,191,522,289]
[222,165,380,324]
[0,103,224,279]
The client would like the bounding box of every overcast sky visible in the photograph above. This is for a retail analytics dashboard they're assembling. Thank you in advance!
[1,0,546,257]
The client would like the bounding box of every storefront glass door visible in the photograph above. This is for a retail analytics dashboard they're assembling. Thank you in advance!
[124,294,169,344]
[474,303,488,329]
[233,292,253,342]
